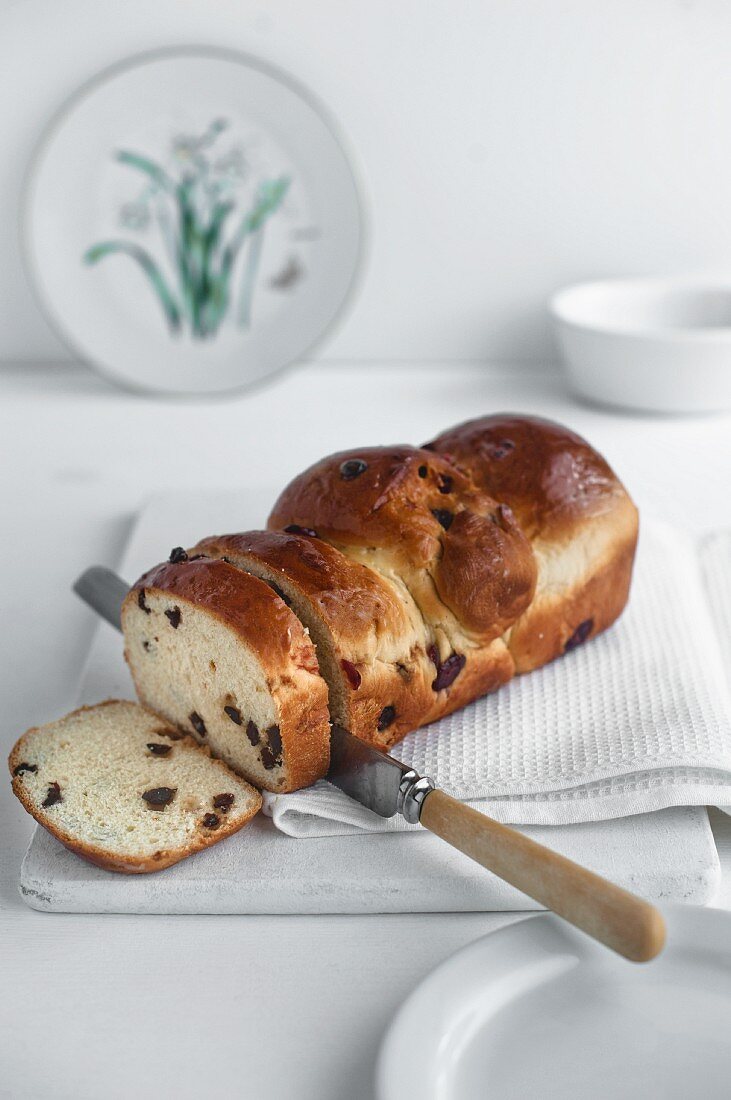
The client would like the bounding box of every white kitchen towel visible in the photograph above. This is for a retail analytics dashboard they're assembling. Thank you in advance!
[703,531,731,679]
[262,521,731,836]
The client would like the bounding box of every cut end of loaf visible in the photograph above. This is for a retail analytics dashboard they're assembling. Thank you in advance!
[122,559,330,792]
[8,700,262,874]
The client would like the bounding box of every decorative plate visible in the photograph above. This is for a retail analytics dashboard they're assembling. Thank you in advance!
[25,48,364,394]
[377,906,731,1100]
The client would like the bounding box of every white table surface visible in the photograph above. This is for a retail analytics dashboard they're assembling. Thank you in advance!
[3,360,731,1100]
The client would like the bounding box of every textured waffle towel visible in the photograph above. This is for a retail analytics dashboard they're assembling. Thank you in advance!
[263,521,731,836]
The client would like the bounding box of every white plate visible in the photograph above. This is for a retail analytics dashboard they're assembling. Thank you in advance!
[25,48,363,394]
[377,906,731,1100]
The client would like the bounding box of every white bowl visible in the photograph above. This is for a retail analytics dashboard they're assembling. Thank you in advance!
[550,278,731,413]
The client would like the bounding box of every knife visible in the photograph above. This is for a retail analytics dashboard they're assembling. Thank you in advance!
[74,565,666,962]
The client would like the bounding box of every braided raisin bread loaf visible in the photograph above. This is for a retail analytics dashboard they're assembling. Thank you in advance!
[119,415,636,785]
[121,557,330,792]
[265,425,636,749]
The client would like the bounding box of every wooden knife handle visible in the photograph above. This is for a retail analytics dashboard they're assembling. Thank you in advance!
[419,789,666,962]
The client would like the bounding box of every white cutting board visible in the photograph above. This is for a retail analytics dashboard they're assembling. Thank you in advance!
[19,489,721,913]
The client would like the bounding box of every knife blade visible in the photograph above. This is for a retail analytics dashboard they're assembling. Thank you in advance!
[73,566,129,632]
[328,723,413,817]
[72,563,666,960]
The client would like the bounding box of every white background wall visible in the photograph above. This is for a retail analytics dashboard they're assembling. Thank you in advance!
[4,0,731,363]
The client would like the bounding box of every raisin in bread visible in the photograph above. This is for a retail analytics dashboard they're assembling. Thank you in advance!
[425,415,639,672]
[192,530,438,749]
[121,556,330,792]
[267,445,536,729]
[9,701,262,874]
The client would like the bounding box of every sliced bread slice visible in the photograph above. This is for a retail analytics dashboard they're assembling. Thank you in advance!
[122,556,331,792]
[9,700,262,874]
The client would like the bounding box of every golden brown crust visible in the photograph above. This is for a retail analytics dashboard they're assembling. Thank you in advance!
[131,558,320,679]
[124,560,330,792]
[426,414,632,541]
[507,532,637,673]
[427,414,639,671]
[8,700,263,874]
[194,530,411,654]
[436,504,537,640]
[268,445,536,643]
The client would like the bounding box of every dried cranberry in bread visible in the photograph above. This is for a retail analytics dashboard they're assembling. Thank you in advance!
[122,557,330,792]
[8,701,262,874]
[426,415,639,671]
